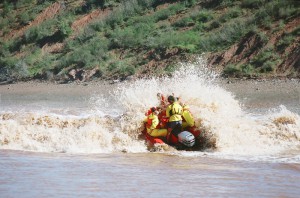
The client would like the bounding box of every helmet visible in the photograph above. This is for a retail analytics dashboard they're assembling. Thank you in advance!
[167,95,175,102]
[150,107,156,112]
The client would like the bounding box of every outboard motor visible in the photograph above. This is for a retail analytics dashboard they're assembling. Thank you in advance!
[178,131,195,147]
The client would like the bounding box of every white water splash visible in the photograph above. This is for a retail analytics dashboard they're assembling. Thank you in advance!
[106,57,300,157]
[1,57,300,159]
[0,112,146,153]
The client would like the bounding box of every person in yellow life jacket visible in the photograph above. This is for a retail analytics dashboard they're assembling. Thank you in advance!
[145,107,167,137]
[181,104,195,130]
[166,95,183,141]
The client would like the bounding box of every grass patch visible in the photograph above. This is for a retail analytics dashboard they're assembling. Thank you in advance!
[224,47,281,77]
[276,32,296,52]
[0,0,298,80]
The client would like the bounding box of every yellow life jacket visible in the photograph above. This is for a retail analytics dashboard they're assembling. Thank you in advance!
[166,102,183,122]
[146,113,159,129]
[182,108,195,127]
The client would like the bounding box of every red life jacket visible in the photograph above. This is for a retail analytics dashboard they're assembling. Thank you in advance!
[158,110,168,128]
[147,116,153,127]
[159,95,168,107]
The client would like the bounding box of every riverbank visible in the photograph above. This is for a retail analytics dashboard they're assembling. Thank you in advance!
[1,78,299,113]
[1,78,299,96]
[0,79,113,96]
[219,78,300,114]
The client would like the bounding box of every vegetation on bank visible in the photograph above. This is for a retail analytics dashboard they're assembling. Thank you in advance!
[0,0,299,82]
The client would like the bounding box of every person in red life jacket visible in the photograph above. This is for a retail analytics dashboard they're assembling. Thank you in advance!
[156,106,168,129]
[145,108,152,116]
[156,93,168,128]
[165,95,183,143]
[144,107,167,137]
[157,93,168,108]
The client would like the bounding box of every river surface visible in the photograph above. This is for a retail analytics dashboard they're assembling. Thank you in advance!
[1,65,300,197]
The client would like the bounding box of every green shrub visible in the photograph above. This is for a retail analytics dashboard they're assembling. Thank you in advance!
[2,1,13,17]
[174,31,199,51]
[36,54,57,75]
[269,1,299,19]
[276,34,295,52]
[219,7,242,23]
[109,22,154,49]
[77,27,97,43]
[201,0,223,9]
[0,56,18,71]
[193,22,207,31]
[107,61,119,71]
[127,14,155,26]
[251,47,280,72]
[58,19,72,38]
[13,60,30,79]
[256,31,269,44]
[0,56,31,79]
[109,27,139,48]
[241,0,265,9]
[292,26,300,36]
[105,9,124,28]
[208,20,221,30]
[24,26,39,43]
[241,64,254,74]
[0,40,11,57]
[146,30,200,51]
[168,3,186,14]
[24,17,72,45]
[259,60,276,73]
[223,63,255,77]
[106,60,135,76]
[223,64,241,76]
[173,17,194,28]
[200,19,250,51]
[25,49,56,77]
[90,20,106,32]
[190,9,213,23]
[88,37,109,57]
[0,16,9,29]
[182,0,197,7]
[119,65,136,76]
[15,0,35,9]
[75,0,114,14]
[59,37,109,70]
[104,0,154,28]
[254,1,299,26]
[164,64,177,74]
[19,12,32,25]
[278,5,299,19]
[155,8,172,21]
[151,3,185,23]
[24,19,57,43]
[125,2,184,25]
[251,49,273,67]
[136,0,157,9]
[221,0,237,7]
[7,38,24,53]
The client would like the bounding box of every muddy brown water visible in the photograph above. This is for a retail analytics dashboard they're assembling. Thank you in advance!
[0,79,299,197]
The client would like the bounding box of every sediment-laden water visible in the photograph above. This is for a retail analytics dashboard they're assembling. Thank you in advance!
[1,59,300,197]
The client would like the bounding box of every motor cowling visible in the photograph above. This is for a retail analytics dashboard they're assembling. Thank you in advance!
[178,131,195,147]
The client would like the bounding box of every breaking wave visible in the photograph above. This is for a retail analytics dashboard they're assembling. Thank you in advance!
[1,58,300,160]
